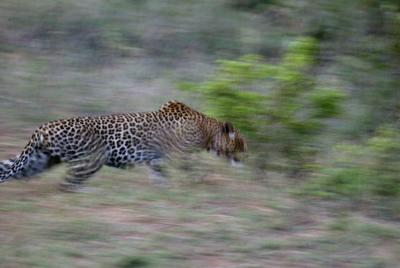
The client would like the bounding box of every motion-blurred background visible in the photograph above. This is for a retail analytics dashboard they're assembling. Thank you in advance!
[1,1,400,267]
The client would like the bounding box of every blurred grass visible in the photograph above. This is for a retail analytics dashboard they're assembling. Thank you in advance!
[1,167,400,267]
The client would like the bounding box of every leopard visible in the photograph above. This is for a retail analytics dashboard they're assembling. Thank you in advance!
[0,100,247,191]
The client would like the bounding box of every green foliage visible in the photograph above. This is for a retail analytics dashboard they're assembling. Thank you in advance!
[305,125,400,199]
[179,37,345,172]
[310,88,345,118]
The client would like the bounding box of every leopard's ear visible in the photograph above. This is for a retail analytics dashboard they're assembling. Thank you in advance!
[222,122,235,140]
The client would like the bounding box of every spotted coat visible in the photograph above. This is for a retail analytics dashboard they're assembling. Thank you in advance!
[0,101,246,190]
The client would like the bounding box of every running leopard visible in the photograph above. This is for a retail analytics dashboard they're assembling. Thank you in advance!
[0,101,247,191]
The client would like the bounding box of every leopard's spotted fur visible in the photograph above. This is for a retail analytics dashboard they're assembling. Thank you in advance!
[0,101,246,190]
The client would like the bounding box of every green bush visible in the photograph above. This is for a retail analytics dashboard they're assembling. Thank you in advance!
[304,125,400,199]
[179,37,345,172]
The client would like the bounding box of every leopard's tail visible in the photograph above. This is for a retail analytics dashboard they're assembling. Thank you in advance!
[0,131,57,183]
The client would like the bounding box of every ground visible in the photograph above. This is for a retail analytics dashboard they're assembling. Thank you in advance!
[1,151,400,268]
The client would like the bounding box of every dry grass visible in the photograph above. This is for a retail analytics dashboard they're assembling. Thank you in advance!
[0,158,400,268]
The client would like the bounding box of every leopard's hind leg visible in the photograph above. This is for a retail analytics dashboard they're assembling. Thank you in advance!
[59,134,107,192]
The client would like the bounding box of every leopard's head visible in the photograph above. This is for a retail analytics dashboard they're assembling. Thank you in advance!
[209,122,247,165]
